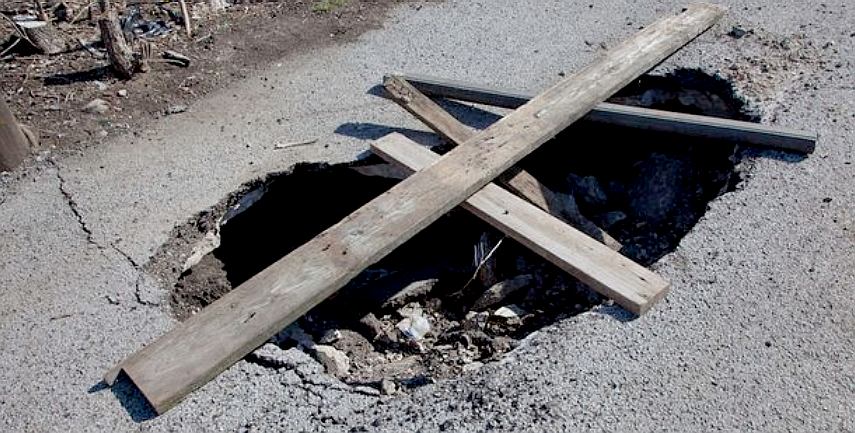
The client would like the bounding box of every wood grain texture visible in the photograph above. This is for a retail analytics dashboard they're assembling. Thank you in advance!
[383,75,622,250]
[106,4,724,414]
[371,133,668,314]
[98,0,135,79]
[398,74,816,154]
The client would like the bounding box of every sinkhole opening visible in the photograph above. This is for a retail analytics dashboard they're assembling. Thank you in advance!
[157,69,762,394]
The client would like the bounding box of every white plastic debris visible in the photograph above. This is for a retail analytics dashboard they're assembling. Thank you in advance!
[396,315,431,341]
[493,304,527,319]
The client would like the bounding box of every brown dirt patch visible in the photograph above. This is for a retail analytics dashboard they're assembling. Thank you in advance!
[0,0,417,157]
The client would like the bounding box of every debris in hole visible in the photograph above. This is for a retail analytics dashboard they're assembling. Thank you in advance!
[313,345,350,377]
[157,69,764,391]
[396,307,431,341]
[472,275,533,311]
[493,304,526,321]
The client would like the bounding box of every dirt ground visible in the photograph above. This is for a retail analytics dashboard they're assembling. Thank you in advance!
[1,0,413,155]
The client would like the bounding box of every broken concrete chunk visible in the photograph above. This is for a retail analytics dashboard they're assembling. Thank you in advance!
[379,378,397,395]
[319,329,342,345]
[82,98,109,114]
[396,315,431,341]
[493,304,527,320]
[313,345,350,377]
[472,275,533,311]
[382,278,438,310]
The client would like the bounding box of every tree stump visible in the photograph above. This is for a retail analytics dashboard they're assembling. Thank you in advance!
[16,21,68,55]
[98,9,136,79]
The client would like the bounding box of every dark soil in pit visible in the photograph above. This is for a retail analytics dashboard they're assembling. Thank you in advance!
[161,70,762,394]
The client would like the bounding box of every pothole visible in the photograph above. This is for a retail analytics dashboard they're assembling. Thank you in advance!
[151,69,758,395]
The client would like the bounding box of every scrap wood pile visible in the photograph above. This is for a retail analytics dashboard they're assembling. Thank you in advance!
[102,3,817,415]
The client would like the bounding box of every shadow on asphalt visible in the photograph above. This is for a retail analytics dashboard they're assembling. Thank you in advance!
[89,374,157,423]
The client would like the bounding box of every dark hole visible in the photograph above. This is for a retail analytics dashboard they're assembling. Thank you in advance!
[161,69,763,393]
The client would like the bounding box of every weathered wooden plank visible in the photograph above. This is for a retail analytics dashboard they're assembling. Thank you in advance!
[383,75,622,250]
[371,133,668,314]
[106,4,724,414]
[397,73,816,153]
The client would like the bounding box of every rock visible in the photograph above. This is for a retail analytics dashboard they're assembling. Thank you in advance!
[567,173,608,208]
[379,378,397,395]
[462,311,490,330]
[472,275,533,311]
[313,345,350,376]
[319,329,342,344]
[728,26,748,39]
[382,278,438,309]
[397,314,431,341]
[165,105,188,115]
[493,304,526,320]
[97,130,108,138]
[93,80,108,91]
[82,98,109,114]
[117,89,128,97]
[358,313,386,340]
[397,302,423,319]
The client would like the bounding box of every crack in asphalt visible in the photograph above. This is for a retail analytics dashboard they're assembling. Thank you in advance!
[50,160,156,307]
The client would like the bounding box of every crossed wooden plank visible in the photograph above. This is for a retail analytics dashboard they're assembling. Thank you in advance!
[106,4,725,414]
[378,74,667,307]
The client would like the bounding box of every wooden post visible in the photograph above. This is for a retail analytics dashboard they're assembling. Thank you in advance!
[106,4,724,414]
[98,0,136,79]
[0,99,30,171]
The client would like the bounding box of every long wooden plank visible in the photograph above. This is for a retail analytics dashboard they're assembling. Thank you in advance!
[106,4,724,414]
[371,134,668,314]
[397,73,817,154]
[383,75,622,250]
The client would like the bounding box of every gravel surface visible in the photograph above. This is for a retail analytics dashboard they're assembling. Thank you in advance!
[0,0,852,431]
